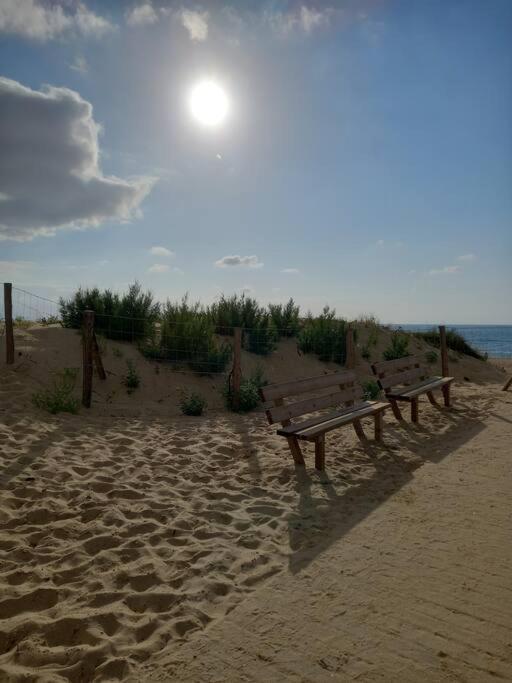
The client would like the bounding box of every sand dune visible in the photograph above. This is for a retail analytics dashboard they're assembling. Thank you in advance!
[0,327,509,681]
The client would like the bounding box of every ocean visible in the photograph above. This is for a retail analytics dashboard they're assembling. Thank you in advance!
[396,325,512,359]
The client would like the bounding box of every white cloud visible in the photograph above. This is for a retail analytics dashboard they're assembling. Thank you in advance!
[69,56,88,74]
[180,9,208,41]
[0,0,114,41]
[375,239,385,247]
[125,3,158,27]
[429,265,461,276]
[457,253,476,262]
[148,263,169,273]
[281,268,300,274]
[266,5,332,35]
[149,246,174,257]
[0,77,156,242]
[215,255,264,269]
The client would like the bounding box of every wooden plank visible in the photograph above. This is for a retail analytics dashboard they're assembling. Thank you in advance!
[411,397,419,422]
[232,327,242,411]
[374,411,383,441]
[286,436,305,465]
[266,385,360,425]
[3,283,14,365]
[291,402,389,440]
[92,333,106,380]
[442,383,451,407]
[82,310,94,408]
[352,418,367,443]
[276,402,369,436]
[387,377,453,401]
[314,436,325,470]
[439,325,449,378]
[372,355,421,375]
[261,370,357,402]
[379,366,426,390]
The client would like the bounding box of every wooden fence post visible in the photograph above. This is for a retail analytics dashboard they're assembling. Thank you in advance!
[503,376,512,392]
[439,325,449,377]
[345,325,355,369]
[92,333,107,380]
[232,327,242,411]
[3,283,14,365]
[82,310,94,408]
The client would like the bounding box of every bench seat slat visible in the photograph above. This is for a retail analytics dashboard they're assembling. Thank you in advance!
[266,386,360,425]
[261,370,357,402]
[278,401,390,440]
[276,401,368,436]
[387,376,454,401]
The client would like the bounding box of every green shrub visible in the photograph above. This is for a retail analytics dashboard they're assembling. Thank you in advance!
[361,345,371,361]
[298,307,350,364]
[123,360,140,393]
[59,282,159,342]
[425,350,438,364]
[383,331,410,361]
[243,315,278,355]
[224,369,267,412]
[413,328,485,360]
[179,391,207,416]
[268,299,300,337]
[209,293,263,335]
[39,315,61,326]
[362,379,381,401]
[150,296,232,374]
[32,368,80,414]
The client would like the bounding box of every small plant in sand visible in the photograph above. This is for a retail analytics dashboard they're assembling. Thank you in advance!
[425,350,438,364]
[32,368,80,414]
[361,345,371,361]
[224,368,267,413]
[123,360,140,393]
[362,379,381,401]
[112,346,123,358]
[383,331,410,361]
[179,391,207,416]
[38,315,61,326]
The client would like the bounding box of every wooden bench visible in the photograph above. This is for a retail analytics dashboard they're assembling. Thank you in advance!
[260,370,390,470]
[371,356,454,423]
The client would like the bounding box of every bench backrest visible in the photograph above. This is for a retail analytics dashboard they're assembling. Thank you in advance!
[260,370,364,427]
[371,356,429,392]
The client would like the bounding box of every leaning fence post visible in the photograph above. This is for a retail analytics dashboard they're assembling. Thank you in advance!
[345,324,355,369]
[82,310,94,408]
[4,283,14,364]
[439,325,449,377]
[232,327,242,411]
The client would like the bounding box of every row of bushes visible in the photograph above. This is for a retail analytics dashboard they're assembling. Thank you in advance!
[59,283,484,371]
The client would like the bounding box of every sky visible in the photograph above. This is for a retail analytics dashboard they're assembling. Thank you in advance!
[0,0,511,324]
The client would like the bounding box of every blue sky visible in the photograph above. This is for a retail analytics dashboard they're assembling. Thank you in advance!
[0,0,511,323]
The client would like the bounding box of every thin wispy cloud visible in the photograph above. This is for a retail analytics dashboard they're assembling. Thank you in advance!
[215,255,263,269]
[457,253,476,262]
[125,3,158,27]
[0,77,155,241]
[149,246,174,257]
[0,0,114,41]
[148,263,169,273]
[429,265,461,276]
[69,56,88,75]
[180,9,208,42]
[266,5,333,36]
[281,268,300,274]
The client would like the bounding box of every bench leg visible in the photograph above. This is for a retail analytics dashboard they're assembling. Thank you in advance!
[353,419,367,443]
[427,391,438,406]
[389,399,403,422]
[374,411,383,442]
[314,435,325,471]
[286,436,305,466]
[411,398,419,423]
[442,383,451,407]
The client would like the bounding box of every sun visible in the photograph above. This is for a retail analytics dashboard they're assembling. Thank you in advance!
[189,80,229,127]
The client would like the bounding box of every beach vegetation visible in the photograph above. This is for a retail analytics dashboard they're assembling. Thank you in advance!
[32,368,80,414]
[179,391,207,416]
[383,331,410,361]
[298,307,351,364]
[123,360,140,393]
[362,379,381,401]
[413,328,485,360]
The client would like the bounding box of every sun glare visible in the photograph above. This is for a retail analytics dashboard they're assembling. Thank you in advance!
[189,80,229,127]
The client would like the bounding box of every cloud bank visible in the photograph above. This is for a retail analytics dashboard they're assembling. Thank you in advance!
[180,9,208,41]
[0,0,113,41]
[126,3,158,27]
[0,77,155,242]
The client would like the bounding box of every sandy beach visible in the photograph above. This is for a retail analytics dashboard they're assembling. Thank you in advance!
[0,328,511,681]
